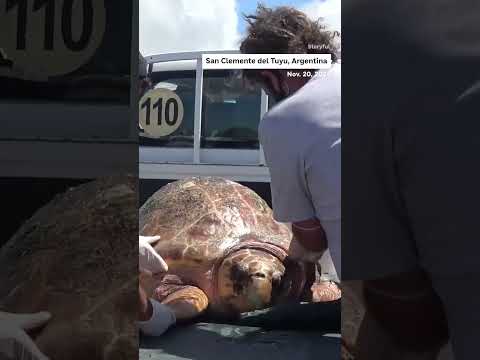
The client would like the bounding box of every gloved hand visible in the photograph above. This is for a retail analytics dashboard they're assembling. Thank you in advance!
[139,235,168,274]
[0,311,51,360]
[138,266,176,336]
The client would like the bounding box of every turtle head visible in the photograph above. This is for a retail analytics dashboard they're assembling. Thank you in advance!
[217,248,287,313]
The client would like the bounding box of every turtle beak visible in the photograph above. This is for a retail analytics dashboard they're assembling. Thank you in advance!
[246,273,272,308]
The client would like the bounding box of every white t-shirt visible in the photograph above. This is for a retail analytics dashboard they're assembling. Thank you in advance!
[259,65,341,278]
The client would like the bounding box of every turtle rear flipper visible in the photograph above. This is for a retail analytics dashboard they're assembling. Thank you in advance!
[154,284,209,322]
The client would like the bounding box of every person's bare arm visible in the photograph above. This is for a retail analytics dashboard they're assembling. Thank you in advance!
[292,218,328,251]
[288,218,328,262]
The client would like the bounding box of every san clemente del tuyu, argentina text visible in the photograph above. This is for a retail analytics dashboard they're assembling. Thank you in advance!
[204,57,328,66]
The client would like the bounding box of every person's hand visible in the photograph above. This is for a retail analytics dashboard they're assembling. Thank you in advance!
[139,235,168,274]
[0,311,51,360]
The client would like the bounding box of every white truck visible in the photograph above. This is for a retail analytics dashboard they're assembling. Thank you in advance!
[139,50,274,206]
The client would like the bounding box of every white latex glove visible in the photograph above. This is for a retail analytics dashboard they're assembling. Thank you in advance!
[0,311,51,360]
[139,235,168,274]
[138,299,176,336]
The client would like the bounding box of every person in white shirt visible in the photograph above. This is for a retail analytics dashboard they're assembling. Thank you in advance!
[240,5,341,279]
[138,235,176,336]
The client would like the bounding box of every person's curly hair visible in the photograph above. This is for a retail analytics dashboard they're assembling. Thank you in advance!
[240,4,340,62]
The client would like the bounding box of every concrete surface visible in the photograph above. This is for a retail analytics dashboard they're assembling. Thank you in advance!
[140,301,341,360]
[140,323,341,360]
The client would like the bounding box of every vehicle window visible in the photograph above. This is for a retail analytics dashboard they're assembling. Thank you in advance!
[268,96,277,110]
[201,70,262,149]
[140,70,195,147]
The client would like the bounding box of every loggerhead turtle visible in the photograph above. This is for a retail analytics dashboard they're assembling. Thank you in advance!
[0,177,138,360]
[140,177,340,321]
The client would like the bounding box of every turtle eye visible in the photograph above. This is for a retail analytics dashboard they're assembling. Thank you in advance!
[253,272,266,278]
[272,271,282,283]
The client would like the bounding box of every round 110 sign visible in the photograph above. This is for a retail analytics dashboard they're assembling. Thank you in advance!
[139,88,184,138]
[0,0,106,81]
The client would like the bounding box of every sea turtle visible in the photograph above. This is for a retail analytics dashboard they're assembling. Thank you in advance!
[0,177,138,360]
[140,177,340,321]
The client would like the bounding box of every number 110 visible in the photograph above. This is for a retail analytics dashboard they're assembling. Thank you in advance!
[6,0,93,51]
[141,97,179,127]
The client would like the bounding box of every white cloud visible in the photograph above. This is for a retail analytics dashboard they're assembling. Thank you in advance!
[139,0,240,56]
[302,0,341,32]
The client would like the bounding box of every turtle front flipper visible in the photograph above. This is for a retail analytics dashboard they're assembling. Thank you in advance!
[311,281,342,302]
[302,264,341,303]
[153,284,209,322]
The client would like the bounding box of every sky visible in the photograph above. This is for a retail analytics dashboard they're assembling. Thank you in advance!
[140,0,340,56]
